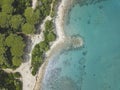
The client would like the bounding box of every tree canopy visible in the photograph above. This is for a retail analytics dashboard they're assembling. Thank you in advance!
[46,32,56,42]
[0,34,7,66]
[5,34,25,57]
[0,12,11,28]
[10,15,25,31]
[0,34,6,55]
[0,55,6,65]
[39,41,49,52]
[24,7,40,24]
[0,70,22,90]
[22,23,35,34]
[2,4,13,14]
[2,0,14,5]
[12,56,22,67]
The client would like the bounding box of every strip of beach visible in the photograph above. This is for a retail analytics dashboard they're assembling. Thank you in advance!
[14,0,74,90]
[34,0,74,90]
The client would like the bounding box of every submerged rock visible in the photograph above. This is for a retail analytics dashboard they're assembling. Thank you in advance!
[64,35,84,50]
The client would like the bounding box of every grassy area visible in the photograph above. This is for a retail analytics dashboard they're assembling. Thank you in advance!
[31,20,56,75]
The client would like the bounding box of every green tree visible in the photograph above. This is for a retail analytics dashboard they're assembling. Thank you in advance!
[0,34,6,55]
[10,15,25,31]
[0,34,7,66]
[22,23,35,34]
[24,7,32,21]
[12,56,22,67]
[39,41,49,51]
[13,0,31,14]
[5,34,25,57]
[2,0,14,5]
[0,1,2,8]
[0,12,11,28]
[32,9,40,24]
[0,55,5,65]
[13,72,21,78]
[24,7,40,24]
[2,4,13,14]
[46,32,56,42]
[10,45,24,57]
[45,20,53,31]
[5,34,15,47]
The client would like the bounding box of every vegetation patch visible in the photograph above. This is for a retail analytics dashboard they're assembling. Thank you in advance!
[37,0,53,20]
[31,20,56,75]
[0,70,22,90]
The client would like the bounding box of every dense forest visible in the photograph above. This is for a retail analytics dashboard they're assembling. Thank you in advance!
[0,0,37,69]
[0,70,22,90]
[0,0,58,89]
[0,0,34,89]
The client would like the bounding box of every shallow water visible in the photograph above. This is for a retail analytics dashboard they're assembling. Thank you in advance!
[41,0,120,90]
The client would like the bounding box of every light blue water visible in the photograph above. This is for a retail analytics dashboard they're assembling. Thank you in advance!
[41,0,120,90]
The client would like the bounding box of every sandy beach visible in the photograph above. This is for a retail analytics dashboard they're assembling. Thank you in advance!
[15,0,74,90]
[33,0,74,90]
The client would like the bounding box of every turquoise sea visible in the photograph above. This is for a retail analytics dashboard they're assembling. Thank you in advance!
[41,0,120,90]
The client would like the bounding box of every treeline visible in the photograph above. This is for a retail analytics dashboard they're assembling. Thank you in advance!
[0,34,25,68]
[0,0,36,69]
[0,0,39,89]
[37,0,52,18]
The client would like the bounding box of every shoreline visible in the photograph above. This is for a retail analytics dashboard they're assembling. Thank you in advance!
[33,0,74,90]
[15,0,75,90]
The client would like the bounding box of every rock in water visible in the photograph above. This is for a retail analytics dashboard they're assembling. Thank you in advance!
[65,35,84,50]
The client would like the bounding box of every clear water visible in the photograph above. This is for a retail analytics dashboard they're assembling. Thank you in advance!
[41,0,120,90]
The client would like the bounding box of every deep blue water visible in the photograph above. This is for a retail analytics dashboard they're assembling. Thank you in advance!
[41,0,120,90]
